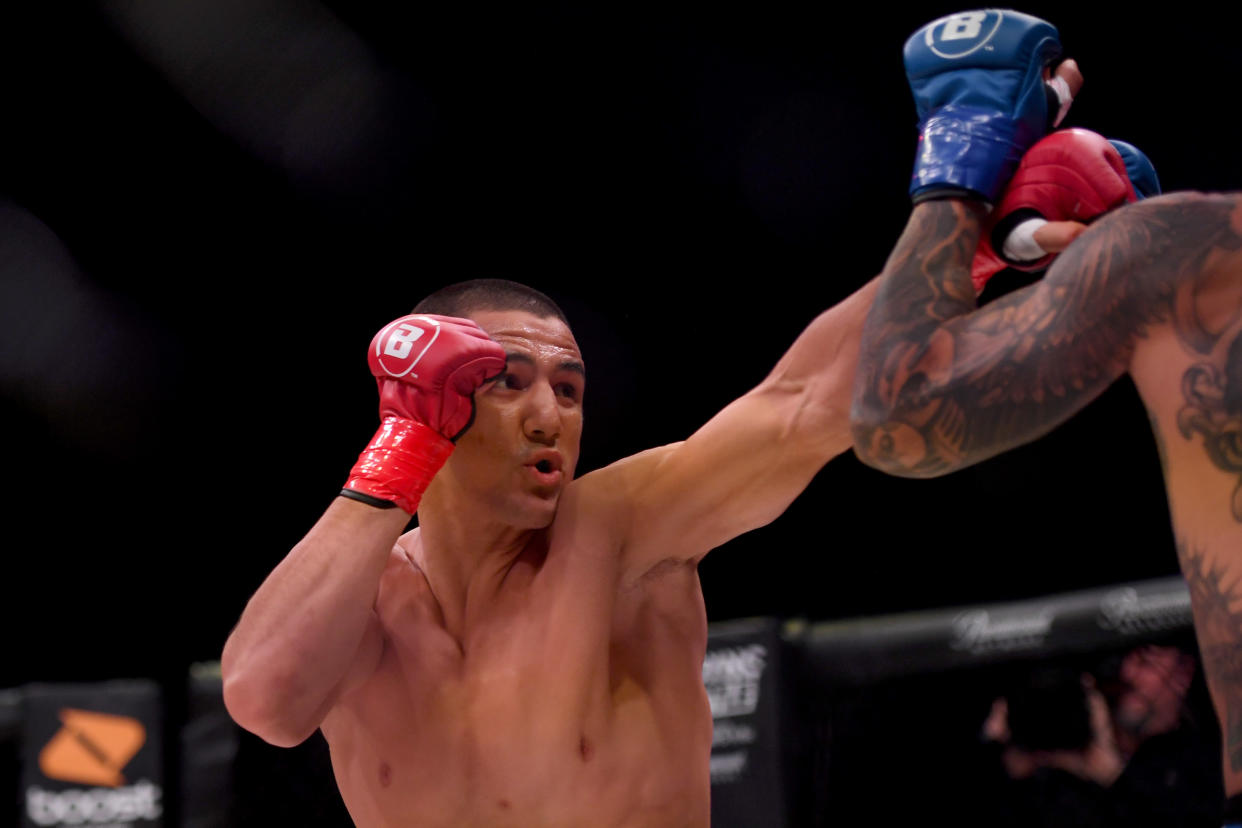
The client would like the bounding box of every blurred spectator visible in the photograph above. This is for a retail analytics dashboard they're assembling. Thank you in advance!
[977,641,1223,827]
[1099,642,1222,827]
[981,664,1121,827]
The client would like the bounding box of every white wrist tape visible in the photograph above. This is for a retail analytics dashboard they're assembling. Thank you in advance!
[1048,75,1073,128]
[1001,218,1050,262]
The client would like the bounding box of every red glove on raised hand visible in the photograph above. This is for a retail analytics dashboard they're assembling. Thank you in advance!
[972,127,1140,293]
[340,314,507,513]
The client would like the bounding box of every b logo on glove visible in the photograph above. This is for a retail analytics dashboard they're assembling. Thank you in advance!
[923,11,1004,58]
[374,316,442,379]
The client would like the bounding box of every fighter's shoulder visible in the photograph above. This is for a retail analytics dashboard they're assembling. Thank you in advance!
[1093,189,1234,226]
[569,443,683,494]
[1059,191,1242,275]
[557,443,683,522]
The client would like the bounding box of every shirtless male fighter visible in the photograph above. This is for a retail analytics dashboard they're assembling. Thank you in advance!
[221,10,1104,827]
[219,273,872,827]
[851,8,1242,819]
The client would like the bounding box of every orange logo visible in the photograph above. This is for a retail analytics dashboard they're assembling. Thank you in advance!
[38,708,146,787]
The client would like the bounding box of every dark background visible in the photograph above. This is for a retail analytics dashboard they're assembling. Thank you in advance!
[2,1,1238,690]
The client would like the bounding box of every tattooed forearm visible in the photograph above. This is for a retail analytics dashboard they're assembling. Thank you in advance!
[870,199,984,337]
[852,192,1242,478]
[1178,541,1242,771]
[851,200,986,475]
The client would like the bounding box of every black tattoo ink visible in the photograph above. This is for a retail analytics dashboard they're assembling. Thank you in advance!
[1177,343,1242,520]
[854,193,1242,478]
[1179,541,1242,770]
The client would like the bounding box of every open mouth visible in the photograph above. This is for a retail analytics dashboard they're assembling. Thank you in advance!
[526,452,563,483]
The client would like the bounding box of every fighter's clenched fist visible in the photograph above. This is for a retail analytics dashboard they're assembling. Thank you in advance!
[904,9,1068,203]
[971,128,1160,291]
[341,314,507,513]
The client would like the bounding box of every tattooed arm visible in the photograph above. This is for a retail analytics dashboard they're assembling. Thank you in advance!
[850,192,1242,477]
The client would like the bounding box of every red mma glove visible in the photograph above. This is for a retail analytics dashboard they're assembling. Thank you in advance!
[340,314,506,514]
[972,128,1141,293]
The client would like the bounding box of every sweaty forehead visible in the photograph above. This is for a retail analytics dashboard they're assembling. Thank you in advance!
[470,309,582,363]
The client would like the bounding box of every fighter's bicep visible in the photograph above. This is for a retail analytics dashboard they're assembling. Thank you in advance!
[882,196,1231,474]
[619,390,837,575]
[603,283,877,576]
[946,195,1225,406]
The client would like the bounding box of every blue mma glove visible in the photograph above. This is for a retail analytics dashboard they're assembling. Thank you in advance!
[1108,139,1161,199]
[905,9,1063,204]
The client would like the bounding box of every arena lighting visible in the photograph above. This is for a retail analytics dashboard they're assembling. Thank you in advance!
[99,0,411,199]
[0,202,159,455]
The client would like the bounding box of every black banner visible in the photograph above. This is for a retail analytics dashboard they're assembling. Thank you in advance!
[705,617,791,828]
[181,664,238,828]
[2,687,22,828]
[22,680,163,828]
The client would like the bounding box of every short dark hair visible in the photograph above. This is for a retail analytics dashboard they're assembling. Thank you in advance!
[412,278,568,326]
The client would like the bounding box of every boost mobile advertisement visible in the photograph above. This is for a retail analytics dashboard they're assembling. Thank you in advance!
[22,681,163,828]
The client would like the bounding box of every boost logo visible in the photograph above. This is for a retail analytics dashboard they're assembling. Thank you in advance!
[38,708,146,788]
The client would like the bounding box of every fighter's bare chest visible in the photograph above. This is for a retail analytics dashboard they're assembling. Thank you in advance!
[363,561,705,717]
[325,562,711,825]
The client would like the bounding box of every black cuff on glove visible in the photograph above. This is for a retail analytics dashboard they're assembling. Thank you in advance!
[338,489,398,509]
[911,187,990,206]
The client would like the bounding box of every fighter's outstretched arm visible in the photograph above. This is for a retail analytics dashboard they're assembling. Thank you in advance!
[850,192,1242,477]
[598,275,880,579]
